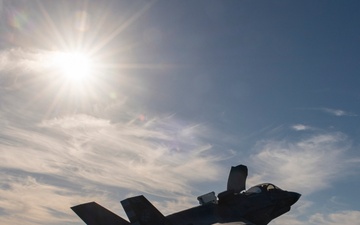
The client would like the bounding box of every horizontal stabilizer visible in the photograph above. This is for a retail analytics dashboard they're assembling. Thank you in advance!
[121,195,170,225]
[71,202,129,225]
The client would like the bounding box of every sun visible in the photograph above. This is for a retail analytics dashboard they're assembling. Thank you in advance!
[44,50,103,102]
[51,51,93,83]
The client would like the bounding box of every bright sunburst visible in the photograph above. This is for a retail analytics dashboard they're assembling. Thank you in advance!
[28,1,154,116]
[51,51,93,84]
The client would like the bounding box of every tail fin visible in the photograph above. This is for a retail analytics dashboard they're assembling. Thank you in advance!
[121,196,171,225]
[227,164,248,193]
[71,202,130,225]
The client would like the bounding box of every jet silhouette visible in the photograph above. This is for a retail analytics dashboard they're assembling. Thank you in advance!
[71,164,301,225]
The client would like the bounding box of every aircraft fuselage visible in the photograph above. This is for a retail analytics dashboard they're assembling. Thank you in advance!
[167,185,300,225]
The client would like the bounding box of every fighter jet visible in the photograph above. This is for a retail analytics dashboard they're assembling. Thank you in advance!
[71,164,301,225]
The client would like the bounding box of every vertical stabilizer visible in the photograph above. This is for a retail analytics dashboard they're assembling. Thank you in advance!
[227,164,248,193]
[121,195,171,225]
[71,202,129,225]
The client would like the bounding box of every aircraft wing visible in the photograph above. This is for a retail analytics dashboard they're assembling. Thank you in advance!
[227,164,248,193]
[71,202,130,225]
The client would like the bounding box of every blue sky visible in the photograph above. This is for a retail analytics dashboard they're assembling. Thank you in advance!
[0,0,359,225]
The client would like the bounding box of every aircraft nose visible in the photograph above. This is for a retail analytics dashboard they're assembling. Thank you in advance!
[288,192,301,205]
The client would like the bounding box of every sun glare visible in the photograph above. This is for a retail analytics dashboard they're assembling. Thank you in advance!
[51,51,93,83]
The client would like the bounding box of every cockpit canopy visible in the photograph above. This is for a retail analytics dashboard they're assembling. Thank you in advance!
[245,183,282,194]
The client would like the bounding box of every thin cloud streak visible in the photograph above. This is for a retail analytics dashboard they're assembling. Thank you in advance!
[0,48,49,75]
[297,107,358,117]
[309,210,360,225]
[0,113,229,224]
[321,108,357,117]
[0,174,87,225]
[322,108,357,117]
[291,124,313,131]
[0,47,230,224]
[246,133,360,225]
[248,133,357,194]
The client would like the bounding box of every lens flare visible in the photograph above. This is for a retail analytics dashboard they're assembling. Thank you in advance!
[51,51,93,83]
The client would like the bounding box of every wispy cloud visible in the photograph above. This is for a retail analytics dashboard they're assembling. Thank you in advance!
[0,47,230,224]
[298,107,357,117]
[0,174,86,225]
[248,133,358,194]
[291,124,313,131]
[0,48,43,72]
[309,210,360,225]
[321,108,357,117]
[270,197,314,225]
[271,215,306,225]
[247,133,360,225]
[0,48,358,225]
[0,113,230,224]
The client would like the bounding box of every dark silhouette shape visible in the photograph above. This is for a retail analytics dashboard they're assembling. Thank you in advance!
[71,164,301,225]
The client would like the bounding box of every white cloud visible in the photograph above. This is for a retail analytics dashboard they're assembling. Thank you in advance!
[309,210,360,225]
[0,48,48,75]
[152,196,197,215]
[247,133,360,224]
[0,113,229,224]
[291,124,312,131]
[248,133,357,194]
[0,47,358,225]
[322,108,357,117]
[0,175,84,225]
[0,47,230,224]
[39,114,111,129]
[269,210,360,225]
[271,215,306,225]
